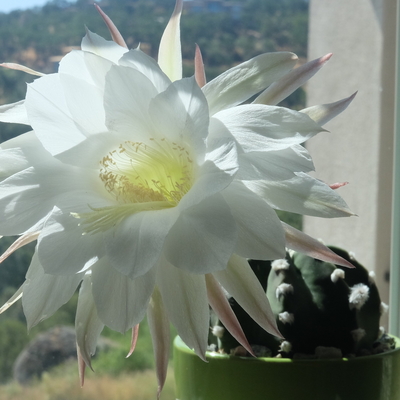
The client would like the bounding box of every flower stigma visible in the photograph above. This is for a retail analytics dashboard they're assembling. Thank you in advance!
[73,138,194,234]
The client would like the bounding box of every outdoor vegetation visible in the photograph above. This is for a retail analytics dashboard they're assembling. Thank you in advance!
[0,0,308,398]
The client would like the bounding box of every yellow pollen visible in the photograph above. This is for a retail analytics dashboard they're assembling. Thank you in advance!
[99,139,193,205]
[73,138,194,234]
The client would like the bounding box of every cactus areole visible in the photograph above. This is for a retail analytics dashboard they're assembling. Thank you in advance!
[210,247,395,359]
[174,247,400,400]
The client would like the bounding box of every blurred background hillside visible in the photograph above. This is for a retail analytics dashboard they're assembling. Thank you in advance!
[0,0,308,398]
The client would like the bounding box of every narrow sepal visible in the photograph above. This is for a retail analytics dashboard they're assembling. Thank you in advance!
[206,274,254,355]
[213,254,283,338]
[301,92,357,126]
[194,44,206,88]
[203,52,298,115]
[0,231,39,264]
[77,346,87,387]
[330,182,349,190]
[282,222,355,268]
[75,273,105,369]
[0,63,44,76]
[0,284,23,314]
[147,287,170,399]
[158,0,183,81]
[126,324,140,358]
[94,4,128,48]
[254,54,332,106]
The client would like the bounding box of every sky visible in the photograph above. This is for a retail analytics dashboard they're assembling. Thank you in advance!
[0,0,193,13]
[0,0,74,13]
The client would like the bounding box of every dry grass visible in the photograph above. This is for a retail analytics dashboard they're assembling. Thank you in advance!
[0,366,176,400]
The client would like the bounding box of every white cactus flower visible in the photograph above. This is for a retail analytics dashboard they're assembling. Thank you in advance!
[0,0,356,393]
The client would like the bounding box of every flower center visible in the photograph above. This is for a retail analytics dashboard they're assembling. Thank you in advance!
[100,138,193,205]
[74,138,193,234]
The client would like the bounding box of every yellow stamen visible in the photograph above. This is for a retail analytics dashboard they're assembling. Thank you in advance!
[100,139,193,204]
[74,138,194,233]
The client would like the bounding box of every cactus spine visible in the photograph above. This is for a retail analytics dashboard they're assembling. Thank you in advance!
[211,247,393,358]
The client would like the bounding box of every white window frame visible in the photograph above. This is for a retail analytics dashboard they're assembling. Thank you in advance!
[389,0,400,336]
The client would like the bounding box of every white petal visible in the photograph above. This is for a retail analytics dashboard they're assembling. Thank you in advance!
[203,52,298,115]
[0,100,30,125]
[91,257,155,333]
[244,172,354,218]
[0,148,33,182]
[205,122,238,175]
[147,287,170,397]
[163,194,237,274]
[26,74,87,155]
[213,254,281,338]
[58,50,99,88]
[0,131,52,179]
[237,145,314,181]
[157,259,208,359]
[22,252,83,329]
[178,130,238,211]
[157,0,183,82]
[0,163,102,235]
[254,54,332,106]
[37,209,103,275]
[214,104,324,153]
[177,161,237,213]
[82,51,115,90]
[75,273,105,368]
[0,167,58,235]
[103,65,157,137]
[301,92,357,126]
[149,77,208,156]
[183,159,236,208]
[59,72,107,135]
[282,222,355,269]
[222,181,286,259]
[53,131,123,169]
[81,29,127,64]
[0,129,35,150]
[104,208,179,278]
[119,49,171,93]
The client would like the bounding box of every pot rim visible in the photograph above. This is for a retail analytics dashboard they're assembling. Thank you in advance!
[174,335,400,364]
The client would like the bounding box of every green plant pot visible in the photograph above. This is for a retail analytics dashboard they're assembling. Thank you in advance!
[173,336,400,400]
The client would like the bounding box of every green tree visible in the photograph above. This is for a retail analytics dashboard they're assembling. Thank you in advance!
[0,319,30,382]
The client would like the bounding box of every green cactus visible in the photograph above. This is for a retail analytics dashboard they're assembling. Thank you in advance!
[211,247,394,358]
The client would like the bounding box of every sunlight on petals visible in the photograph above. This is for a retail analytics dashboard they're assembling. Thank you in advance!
[0,0,355,395]
[158,0,183,81]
